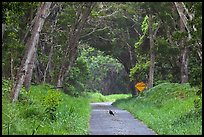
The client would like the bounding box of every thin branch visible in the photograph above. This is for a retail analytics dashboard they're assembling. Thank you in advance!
[98,36,111,41]
[81,26,109,38]
[134,28,141,37]
[99,11,119,19]
[153,21,161,39]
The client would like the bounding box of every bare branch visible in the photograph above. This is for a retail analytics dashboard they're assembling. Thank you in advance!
[99,11,119,19]
[134,28,141,37]
[81,26,109,38]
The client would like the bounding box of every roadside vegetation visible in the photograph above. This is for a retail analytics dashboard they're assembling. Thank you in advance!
[2,80,91,135]
[87,92,131,103]
[113,82,202,135]
[2,79,130,135]
[2,2,202,135]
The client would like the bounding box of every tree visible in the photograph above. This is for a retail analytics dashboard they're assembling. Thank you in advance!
[148,13,155,88]
[56,2,96,87]
[174,2,202,83]
[11,2,52,102]
[80,2,140,96]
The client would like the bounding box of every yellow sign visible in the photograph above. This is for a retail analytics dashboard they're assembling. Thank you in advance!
[135,82,147,92]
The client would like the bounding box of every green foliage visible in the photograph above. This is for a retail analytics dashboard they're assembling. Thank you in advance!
[113,83,202,135]
[86,92,131,103]
[130,61,149,81]
[76,45,128,94]
[69,56,90,82]
[141,15,149,33]
[58,3,77,26]
[2,83,91,135]
[172,31,188,41]
[134,15,149,49]
[42,90,62,121]
[2,79,12,97]
[64,56,91,96]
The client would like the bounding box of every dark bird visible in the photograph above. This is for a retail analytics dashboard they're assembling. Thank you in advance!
[109,110,114,116]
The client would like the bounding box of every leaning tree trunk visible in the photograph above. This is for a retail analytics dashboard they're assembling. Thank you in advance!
[174,2,202,61]
[148,14,155,89]
[11,2,52,102]
[56,2,96,88]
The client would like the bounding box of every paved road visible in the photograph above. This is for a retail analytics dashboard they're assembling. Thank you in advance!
[89,102,156,135]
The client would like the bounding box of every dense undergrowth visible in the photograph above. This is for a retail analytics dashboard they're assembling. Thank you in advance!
[3,79,201,135]
[2,79,130,135]
[2,80,91,135]
[112,82,202,135]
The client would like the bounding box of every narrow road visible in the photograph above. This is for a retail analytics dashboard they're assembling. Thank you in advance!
[89,102,156,135]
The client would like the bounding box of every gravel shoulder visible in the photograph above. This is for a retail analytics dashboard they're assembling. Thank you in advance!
[89,102,156,135]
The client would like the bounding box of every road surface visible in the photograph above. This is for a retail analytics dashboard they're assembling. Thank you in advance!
[89,102,156,135]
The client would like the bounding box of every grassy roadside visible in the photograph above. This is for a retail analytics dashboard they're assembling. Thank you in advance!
[112,83,202,135]
[2,79,130,135]
[86,92,131,103]
[5,79,200,135]
[2,81,91,135]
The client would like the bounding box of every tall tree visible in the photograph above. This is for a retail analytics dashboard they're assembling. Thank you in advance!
[174,2,191,83]
[57,2,96,87]
[148,13,155,88]
[11,2,52,102]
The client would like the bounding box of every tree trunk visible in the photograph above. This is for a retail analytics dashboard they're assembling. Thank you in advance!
[34,56,44,84]
[125,27,137,97]
[56,2,95,87]
[2,23,5,40]
[43,8,59,83]
[148,14,155,89]
[130,81,138,97]
[56,67,64,88]
[180,13,188,83]
[11,2,52,102]
[43,43,54,83]
[24,49,37,91]
[10,55,14,82]
[175,2,201,63]
[180,47,188,83]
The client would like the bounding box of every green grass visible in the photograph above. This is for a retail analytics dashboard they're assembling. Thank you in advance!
[2,80,130,135]
[112,82,202,135]
[4,79,200,135]
[85,92,131,103]
[2,82,91,135]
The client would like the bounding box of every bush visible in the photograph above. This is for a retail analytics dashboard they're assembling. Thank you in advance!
[42,90,62,121]
[2,83,92,135]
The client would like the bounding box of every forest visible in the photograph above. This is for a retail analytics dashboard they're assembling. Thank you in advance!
[2,2,202,135]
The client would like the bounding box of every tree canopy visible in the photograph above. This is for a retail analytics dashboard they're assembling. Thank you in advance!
[2,2,202,99]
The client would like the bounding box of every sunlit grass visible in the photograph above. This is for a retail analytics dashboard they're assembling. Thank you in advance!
[86,92,131,102]
[113,83,202,135]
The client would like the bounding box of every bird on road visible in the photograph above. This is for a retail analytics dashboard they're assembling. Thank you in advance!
[109,110,114,116]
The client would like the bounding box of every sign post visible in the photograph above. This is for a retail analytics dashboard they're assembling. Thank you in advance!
[135,82,147,92]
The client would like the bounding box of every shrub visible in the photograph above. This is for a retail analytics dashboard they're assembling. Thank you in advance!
[42,90,62,121]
